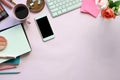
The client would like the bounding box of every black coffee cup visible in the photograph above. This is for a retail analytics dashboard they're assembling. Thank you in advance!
[13,4,29,21]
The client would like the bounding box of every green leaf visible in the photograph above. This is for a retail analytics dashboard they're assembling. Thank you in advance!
[108,0,112,3]
[114,1,120,7]
[108,0,114,8]
[109,0,120,8]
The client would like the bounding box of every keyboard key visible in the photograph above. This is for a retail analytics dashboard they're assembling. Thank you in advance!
[52,12,58,17]
[48,2,54,6]
[62,9,67,13]
[58,7,62,10]
[51,8,59,12]
[49,5,55,9]
[57,11,62,14]
[47,0,51,2]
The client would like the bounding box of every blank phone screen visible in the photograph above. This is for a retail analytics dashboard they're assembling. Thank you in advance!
[36,16,54,38]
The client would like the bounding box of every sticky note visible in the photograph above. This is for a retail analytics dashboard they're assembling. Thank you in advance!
[81,0,100,18]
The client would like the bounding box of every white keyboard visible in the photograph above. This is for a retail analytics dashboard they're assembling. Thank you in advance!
[46,0,82,17]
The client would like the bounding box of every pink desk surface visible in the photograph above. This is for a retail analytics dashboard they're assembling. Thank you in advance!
[1,0,120,80]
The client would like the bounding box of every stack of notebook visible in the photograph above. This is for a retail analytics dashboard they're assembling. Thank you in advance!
[0,57,20,72]
[0,23,32,74]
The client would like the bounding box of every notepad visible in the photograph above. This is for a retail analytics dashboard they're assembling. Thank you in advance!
[0,23,31,63]
[80,0,100,18]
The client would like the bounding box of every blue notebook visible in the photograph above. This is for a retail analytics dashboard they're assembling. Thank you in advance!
[4,57,20,65]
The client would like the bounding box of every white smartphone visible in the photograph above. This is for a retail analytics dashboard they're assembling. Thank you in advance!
[35,15,54,41]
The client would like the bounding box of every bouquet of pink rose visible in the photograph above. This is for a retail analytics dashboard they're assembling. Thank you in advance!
[99,0,120,19]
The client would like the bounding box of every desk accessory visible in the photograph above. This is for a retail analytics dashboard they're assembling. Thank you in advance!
[46,0,82,17]
[8,0,16,5]
[0,71,20,74]
[80,0,100,18]
[13,4,30,22]
[35,15,54,41]
[26,0,45,13]
[0,0,13,9]
[0,23,32,64]
[0,3,9,22]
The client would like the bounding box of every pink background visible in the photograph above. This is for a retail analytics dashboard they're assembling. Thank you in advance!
[1,0,120,80]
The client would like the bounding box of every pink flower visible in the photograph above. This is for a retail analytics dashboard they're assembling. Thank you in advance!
[101,7,116,19]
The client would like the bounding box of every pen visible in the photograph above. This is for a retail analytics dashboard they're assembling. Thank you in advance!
[0,72,20,74]
[0,0,13,9]
[0,6,3,11]
[8,0,16,5]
